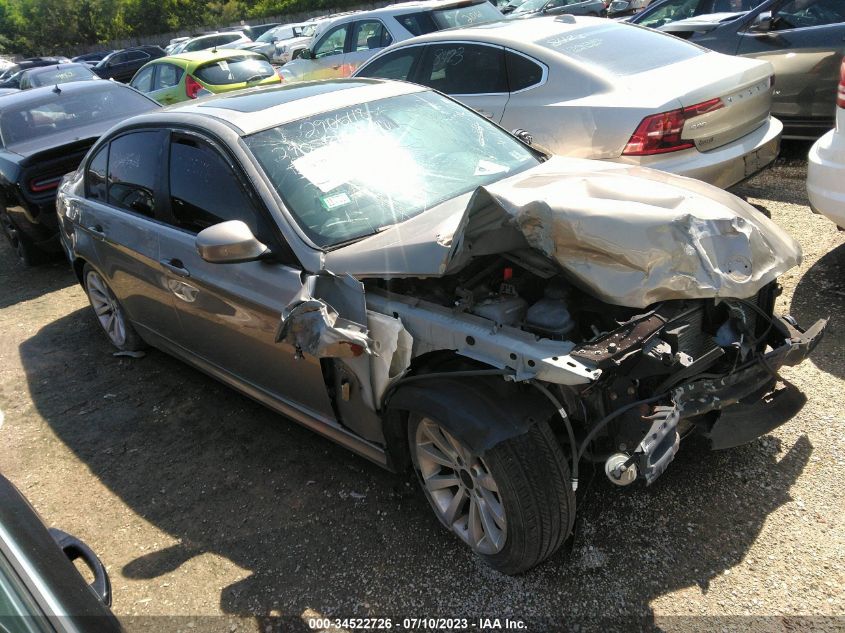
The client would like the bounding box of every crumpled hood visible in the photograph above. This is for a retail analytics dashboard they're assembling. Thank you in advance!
[468,157,801,308]
[325,156,801,309]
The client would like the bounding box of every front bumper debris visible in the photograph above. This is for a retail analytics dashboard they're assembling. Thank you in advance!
[633,315,827,484]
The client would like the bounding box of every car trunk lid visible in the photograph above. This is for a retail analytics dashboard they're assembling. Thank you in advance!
[621,53,775,152]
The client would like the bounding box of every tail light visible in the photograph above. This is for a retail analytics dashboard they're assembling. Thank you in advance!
[622,97,724,156]
[29,175,63,193]
[837,57,845,108]
[185,74,204,99]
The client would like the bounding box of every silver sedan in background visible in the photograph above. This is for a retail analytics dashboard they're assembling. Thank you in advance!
[354,16,782,188]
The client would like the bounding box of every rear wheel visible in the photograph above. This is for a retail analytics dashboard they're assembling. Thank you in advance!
[0,207,43,266]
[83,264,145,351]
[409,410,575,575]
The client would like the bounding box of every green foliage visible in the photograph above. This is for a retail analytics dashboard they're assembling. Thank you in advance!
[0,0,362,56]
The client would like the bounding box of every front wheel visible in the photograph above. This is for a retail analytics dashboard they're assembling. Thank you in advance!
[409,413,575,575]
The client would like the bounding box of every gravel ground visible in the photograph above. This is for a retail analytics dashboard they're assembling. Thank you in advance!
[1,143,843,632]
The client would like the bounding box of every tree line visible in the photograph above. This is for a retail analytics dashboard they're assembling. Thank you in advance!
[0,0,362,57]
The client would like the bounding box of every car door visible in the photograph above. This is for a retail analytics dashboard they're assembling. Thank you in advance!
[121,50,151,82]
[343,20,394,75]
[735,0,845,128]
[413,42,510,122]
[149,63,184,105]
[304,22,353,79]
[129,64,155,95]
[74,131,183,342]
[154,130,337,420]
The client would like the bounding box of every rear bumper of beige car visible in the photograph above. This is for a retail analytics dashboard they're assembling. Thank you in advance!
[613,117,783,189]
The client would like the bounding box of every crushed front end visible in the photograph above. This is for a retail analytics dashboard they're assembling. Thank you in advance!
[567,283,827,486]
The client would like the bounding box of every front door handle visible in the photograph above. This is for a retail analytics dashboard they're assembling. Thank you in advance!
[160,258,190,278]
[86,225,106,240]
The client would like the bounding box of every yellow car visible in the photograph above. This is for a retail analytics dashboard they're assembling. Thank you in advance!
[129,49,280,105]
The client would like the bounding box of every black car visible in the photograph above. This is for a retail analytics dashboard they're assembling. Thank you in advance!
[0,58,70,88]
[0,81,160,264]
[629,0,845,138]
[93,46,166,83]
[0,473,123,632]
[17,64,99,90]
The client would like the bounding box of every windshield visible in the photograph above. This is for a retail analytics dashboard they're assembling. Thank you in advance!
[0,84,155,147]
[511,0,547,12]
[431,1,504,27]
[195,56,275,85]
[257,27,287,43]
[29,65,95,87]
[245,90,538,248]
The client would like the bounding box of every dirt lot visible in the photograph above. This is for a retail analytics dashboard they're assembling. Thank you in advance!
[1,143,843,632]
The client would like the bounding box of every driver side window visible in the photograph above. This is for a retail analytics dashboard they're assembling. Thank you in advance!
[773,0,845,28]
[314,24,349,58]
[638,0,701,27]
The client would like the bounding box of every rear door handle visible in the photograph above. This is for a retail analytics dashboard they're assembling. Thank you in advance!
[86,225,106,240]
[160,258,190,278]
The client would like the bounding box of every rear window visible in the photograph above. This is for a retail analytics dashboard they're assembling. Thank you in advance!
[194,56,276,86]
[431,1,503,27]
[536,23,705,76]
[397,1,502,34]
[29,65,95,87]
[0,85,154,147]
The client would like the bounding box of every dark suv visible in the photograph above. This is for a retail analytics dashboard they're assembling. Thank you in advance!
[93,46,166,83]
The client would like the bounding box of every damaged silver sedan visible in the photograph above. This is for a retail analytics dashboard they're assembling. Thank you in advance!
[56,79,826,574]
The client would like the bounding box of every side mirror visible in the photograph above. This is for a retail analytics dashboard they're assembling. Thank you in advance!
[748,11,772,32]
[195,220,268,264]
[299,48,313,60]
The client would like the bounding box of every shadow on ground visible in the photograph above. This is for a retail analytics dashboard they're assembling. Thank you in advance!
[19,306,812,631]
[0,245,75,310]
[791,242,844,380]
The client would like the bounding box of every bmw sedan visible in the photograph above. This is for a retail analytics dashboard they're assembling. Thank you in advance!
[354,17,782,189]
[57,80,824,574]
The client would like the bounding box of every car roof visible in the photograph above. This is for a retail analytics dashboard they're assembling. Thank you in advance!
[164,49,265,64]
[143,78,427,134]
[23,62,93,76]
[0,79,127,109]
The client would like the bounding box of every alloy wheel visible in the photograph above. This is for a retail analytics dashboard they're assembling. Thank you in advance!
[414,417,507,555]
[85,271,127,348]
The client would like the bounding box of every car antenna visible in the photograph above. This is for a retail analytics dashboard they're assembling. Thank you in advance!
[52,84,61,94]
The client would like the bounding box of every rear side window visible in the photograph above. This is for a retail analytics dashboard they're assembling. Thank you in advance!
[194,56,275,85]
[536,23,705,76]
[125,50,149,62]
[506,50,543,92]
[131,66,154,92]
[418,44,507,94]
[107,131,162,217]
[430,1,503,28]
[155,64,183,89]
[168,137,263,236]
[357,48,419,80]
[86,144,108,201]
[395,12,438,35]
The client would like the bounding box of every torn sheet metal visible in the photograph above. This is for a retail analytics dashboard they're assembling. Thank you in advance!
[324,156,801,309]
[471,157,802,308]
[276,273,372,358]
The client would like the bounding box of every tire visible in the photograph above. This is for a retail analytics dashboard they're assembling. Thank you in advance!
[0,206,44,266]
[82,264,146,352]
[408,410,575,575]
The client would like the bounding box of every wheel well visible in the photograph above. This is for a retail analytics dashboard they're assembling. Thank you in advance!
[72,257,87,286]
[381,354,555,473]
